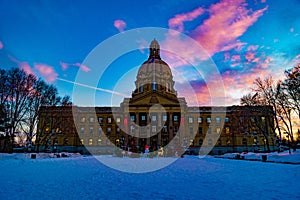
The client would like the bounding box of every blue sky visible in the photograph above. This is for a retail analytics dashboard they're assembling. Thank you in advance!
[0,0,300,106]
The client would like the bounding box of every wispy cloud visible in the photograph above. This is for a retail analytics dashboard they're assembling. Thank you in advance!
[192,0,268,56]
[57,78,128,97]
[0,41,3,49]
[34,63,58,83]
[168,7,205,32]
[60,61,91,72]
[8,55,34,75]
[114,19,127,33]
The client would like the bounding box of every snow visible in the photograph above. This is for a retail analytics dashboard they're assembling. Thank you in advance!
[0,152,299,199]
[221,151,300,164]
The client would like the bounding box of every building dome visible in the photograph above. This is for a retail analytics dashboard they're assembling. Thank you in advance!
[134,39,176,95]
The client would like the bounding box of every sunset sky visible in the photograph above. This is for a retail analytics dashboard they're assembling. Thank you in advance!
[0,0,299,106]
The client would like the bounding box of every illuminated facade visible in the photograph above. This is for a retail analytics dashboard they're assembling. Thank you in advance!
[36,40,276,155]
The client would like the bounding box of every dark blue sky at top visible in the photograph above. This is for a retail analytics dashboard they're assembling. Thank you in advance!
[0,0,300,106]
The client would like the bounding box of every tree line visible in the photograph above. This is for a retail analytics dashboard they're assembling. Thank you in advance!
[241,64,300,151]
[0,67,71,152]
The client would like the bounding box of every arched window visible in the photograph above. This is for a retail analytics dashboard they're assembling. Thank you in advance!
[199,139,203,146]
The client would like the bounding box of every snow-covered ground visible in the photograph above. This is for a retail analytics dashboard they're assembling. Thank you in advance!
[221,150,300,164]
[0,153,299,200]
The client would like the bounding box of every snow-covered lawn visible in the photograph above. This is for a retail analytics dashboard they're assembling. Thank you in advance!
[221,151,300,164]
[0,153,299,200]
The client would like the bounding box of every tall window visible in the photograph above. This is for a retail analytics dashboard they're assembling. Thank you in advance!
[89,117,94,123]
[225,117,230,123]
[116,117,121,123]
[206,117,211,124]
[80,117,86,123]
[89,139,93,146]
[139,85,143,92]
[151,115,157,121]
[80,127,84,134]
[141,115,146,121]
[98,117,103,124]
[216,117,221,123]
[89,127,93,134]
[152,82,157,91]
[198,127,202,135]
[208,139,213,146]
[174,115,178,122]
[107,117,112,124]
[188,117,193,124]
[130,115,135,122]
[198,117,202,123]
[162,115,167,122]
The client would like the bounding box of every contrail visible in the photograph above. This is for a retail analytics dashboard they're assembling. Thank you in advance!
[57,78,128,97]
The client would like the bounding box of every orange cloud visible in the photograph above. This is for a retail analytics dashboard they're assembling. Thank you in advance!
[168,7,205,32]
[192,0,268,56]
[114,19,127,33]
[34,63,58,83]
[60,62,91,72]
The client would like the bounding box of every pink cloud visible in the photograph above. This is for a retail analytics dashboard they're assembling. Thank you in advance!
[231,55,241,62]
[192,0,268,56]
[245,52,255,62]
[34,63,58,83]
[247,45,259,51]
[168,7,205,32]
[114,19,127,33]
[0,41,3,49]
[8,55,34,75]
[60,62,91,72]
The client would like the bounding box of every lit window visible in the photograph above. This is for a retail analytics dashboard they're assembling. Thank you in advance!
[89,127,93,134]
[152,82,157,91]
[98,117,103,123]
[206,117,211,123]
[216,117,221,123]
[97,138,102,145]
[162,115,167,122]
[198,117,202,123]
[130,115,135,122]
[80,139,84,145]
[188,117,193,123]
[89,139,93,146]
[261,116,265,122]
[174,115,178,122]
[116,117,121,123]
[216,127,221,134]
[107,117,112,123]
[151,115,157,121]
[89,117,94,123]
[80,117,86,123]
[225,117,230,123]
[141,115,146,121]
[225,127,230,134]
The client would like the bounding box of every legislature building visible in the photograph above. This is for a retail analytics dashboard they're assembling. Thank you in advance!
[36,40,276,155]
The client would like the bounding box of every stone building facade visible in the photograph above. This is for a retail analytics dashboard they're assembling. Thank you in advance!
[36,40,276,155]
